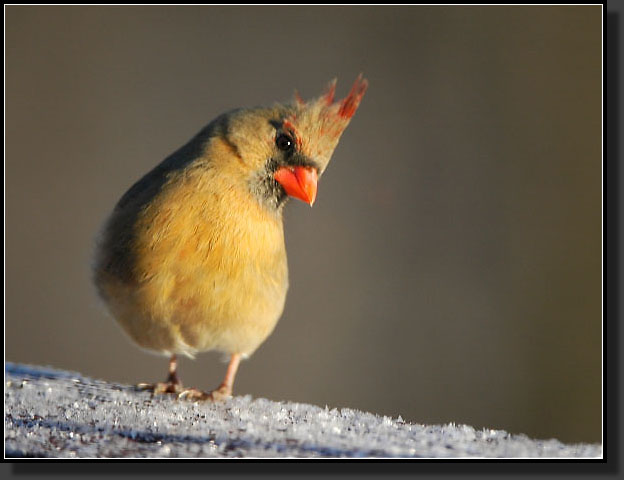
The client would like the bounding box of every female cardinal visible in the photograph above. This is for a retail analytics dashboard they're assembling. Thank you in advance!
[93,76,367,400]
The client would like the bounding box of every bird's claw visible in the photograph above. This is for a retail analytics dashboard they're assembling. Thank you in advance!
[136,381,183,395]
[177,386,232,402]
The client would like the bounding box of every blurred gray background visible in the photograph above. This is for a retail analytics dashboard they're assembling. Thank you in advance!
[6,6,601,444]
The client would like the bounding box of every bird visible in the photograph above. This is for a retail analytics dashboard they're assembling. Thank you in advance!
[93,75,368,401]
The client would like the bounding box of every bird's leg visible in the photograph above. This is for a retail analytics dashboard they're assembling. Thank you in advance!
[137,354,184,394]
[178,353,242,402]
[165,354,181,387]
[212,352,242,399]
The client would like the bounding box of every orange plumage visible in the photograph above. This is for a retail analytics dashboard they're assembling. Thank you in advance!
[94,76,367,400]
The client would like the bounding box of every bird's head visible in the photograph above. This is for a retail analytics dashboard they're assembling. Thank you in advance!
[220,75,368,211]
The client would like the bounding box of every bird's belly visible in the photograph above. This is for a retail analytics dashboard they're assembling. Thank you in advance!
[167,257,289,356]
[102,241,289,358]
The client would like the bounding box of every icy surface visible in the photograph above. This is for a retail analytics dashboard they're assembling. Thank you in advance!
[4,363,601,458]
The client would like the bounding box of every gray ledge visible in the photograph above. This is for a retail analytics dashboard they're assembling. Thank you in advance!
[4,363,601,458]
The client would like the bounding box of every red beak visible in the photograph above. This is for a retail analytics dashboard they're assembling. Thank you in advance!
[274,166,318,206]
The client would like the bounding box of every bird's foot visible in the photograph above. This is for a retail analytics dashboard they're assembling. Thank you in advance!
[177,385,232,402]
[136,381,184,395]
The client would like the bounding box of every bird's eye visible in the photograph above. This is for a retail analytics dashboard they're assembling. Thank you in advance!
[275,133,294,152]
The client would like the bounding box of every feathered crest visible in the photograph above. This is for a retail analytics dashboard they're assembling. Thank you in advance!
[282,75,368,173]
